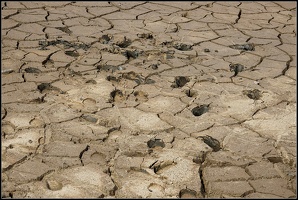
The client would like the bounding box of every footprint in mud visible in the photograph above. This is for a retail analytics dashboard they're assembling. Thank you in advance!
[134,90,148,102]
[191,104,210,116]
[228,43,255,51]
[81,114,98,123]
[229,63,244,77]
[123,50,140,59]
[147,138,165,148]
[198,135,221,152]
[171,76,190,88]
[173,43,193,51]
[164,50,175,59]
[150,160,176,174]
[150,64,159,70]
[116,36,132,48]
[179,189,198,198]
[185,89,197,97]
[137,33,153,39]
[97,64,124,73]
[24,67,42,73]
[85,79,97,84]
[100,34,112,44]
[242,89,262,100]
[110,89,125,102]
[106,75,120,83]
[121,71,145,84]
[37,83,62,93]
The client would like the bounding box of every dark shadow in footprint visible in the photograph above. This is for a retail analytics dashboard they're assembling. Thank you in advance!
[228,43,255,51]
[229,63,244,77]
[199,135,221,152]
[134,90,148,102]
[65,50,79,57]
[106,75,120,82]
[124,50,140,59]
[81,115,98,123]
[185,89,196,97]
[242,89,262,100]
[110,89,124,102]
[147,138,165,148]
[150,64,158,70]
[173,43,193,51]
[191,104,210,116]
[85,79,97,84]
[171,76,190,88]
[137,33,153,39]
[37,83,52,93]
[25,67,41,73]
[100,34,112,44]
[37,83,63,94]
[97,64,120,73]
[117,37,132,48]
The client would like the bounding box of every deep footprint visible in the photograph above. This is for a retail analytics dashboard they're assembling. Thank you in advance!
[191,104,210,116]
[199,135,221,152]
[147,138,165,148]
[172,76,190,88]
[228,43,255,51]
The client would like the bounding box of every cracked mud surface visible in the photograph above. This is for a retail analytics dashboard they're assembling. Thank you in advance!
[1,1,296,198]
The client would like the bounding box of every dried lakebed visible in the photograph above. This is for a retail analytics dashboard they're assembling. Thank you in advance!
[1,1,296,198]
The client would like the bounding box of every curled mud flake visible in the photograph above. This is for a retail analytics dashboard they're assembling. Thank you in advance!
[191,104,210,116]
[85,79,97,84]
[229,43,255,51]
[110,89,125,102]
[229,63,244,77]
[24,67,42,73]
[65,50,79,57]
[81,115,98,123]
[199,135,221,152]
[179,189,197,198]
[137,33,153,39]
[46,179,63,191]
[242,89,262,100]
[147,138,165,148]
[173,43,193,51]
[172,76,190,88]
